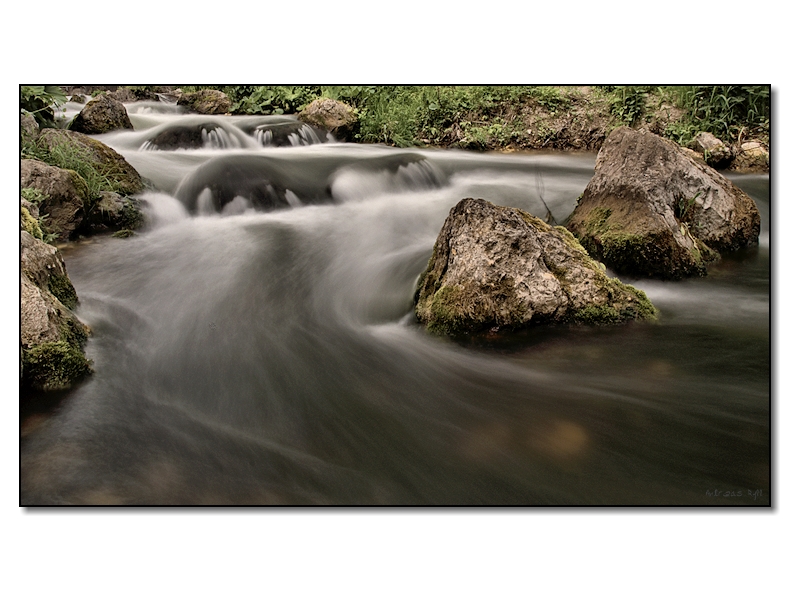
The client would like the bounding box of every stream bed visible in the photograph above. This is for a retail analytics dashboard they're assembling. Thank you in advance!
[20,100,771,505]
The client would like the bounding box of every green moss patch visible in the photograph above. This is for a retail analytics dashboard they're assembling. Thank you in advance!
[22,341,93,392]
[47,273,78,310]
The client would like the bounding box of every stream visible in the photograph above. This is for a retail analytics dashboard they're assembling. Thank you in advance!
[20,99,771,505]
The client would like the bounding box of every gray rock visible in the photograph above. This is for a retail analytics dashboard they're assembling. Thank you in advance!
[20,158,88,241]
[298,98,358,141]
[691,132,733,169]
[21,112,40,144]
[20,231,92,393]
[414,198,657,335]
[566,127,760,279]
[69,93,134,134]
[86,191,144,233]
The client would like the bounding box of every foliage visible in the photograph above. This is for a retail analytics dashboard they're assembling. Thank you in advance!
[20,85,67,127]
[223,86,320,115]
[608,86,650,127]
[21,187,48,204]
[664,85,770,144]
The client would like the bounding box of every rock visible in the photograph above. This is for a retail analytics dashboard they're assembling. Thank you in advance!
[21,112,40,144]
[566,127,760,279]
[20,230,92,393]
[85,191,144,233]
[414,198,657,335]
[690,132,734,169]
[36,128,145,196]
[108,86,158,103]
[733,141,769,171]
[21,200,43,240]
[177,89,231,114]
[144,122,223,150]
[20,229,79,309]
[20,158,88,241]
[298,98,358,142]
[69,93,134,135]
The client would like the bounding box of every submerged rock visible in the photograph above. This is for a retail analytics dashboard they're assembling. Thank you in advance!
[566,127,760,279]
[298,98,358,142]
[69,93,134,134]
[414,198,657,335]
[85,191,144,234]
[20,230,92,393]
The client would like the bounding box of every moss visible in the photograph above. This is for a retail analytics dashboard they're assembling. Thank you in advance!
[517,210,552,232]
[584,206,613,232]
[21,208,44,240]
[613,280,659,320]
[573,304,621,324]
[58,312,90,348]
[424,284,469,334]
[112,229,136,239]
[554,225,589,255]
[47,273,79,310]
[22,341,92,392]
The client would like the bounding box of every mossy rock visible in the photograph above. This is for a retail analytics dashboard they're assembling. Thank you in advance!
[566,127,759,279]
[414,198,657,336]
[22,341,93,392]
[36,128,145,197]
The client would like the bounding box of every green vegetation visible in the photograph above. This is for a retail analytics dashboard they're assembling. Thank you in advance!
[20,85,68,127]
[21,207,44,240]
[664,85,770,144]
[22,340,93,392]
[210,85,766,151]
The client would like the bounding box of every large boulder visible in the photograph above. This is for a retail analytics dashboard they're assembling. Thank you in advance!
[36,128,145,196]
[298,98,358,142]
[21,230,92,393]
[177,89,231,114]
[21,158,88,241]
[69,93,134,134]
[565,127,760,279]
[414,198,657,335]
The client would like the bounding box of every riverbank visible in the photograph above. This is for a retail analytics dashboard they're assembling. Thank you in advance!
[57,85,770,173]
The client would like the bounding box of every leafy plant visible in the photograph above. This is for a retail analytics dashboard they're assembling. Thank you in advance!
[675,190,702,224]
[21,187,49,204]
[609,86,650,127]
[20,86,67,127]
[225,86,319,115]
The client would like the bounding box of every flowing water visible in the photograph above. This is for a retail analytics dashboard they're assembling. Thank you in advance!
[20,100,771,505]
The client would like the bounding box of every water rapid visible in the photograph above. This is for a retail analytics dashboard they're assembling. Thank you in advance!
[20,100,770,505]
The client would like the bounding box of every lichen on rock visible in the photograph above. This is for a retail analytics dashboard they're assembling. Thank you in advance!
[414,198,657,335]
